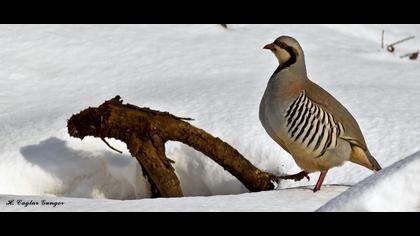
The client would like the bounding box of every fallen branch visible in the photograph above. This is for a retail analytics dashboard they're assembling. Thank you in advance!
[387,35,415,53]
[400,50,419,60]
[67,96,278,198]
[389,35,415,47]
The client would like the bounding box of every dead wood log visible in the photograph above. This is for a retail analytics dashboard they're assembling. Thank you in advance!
[67,96,277,198]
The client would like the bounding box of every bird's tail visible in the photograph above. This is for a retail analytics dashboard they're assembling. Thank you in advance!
[350,146,382,171]
[366,150,382,171]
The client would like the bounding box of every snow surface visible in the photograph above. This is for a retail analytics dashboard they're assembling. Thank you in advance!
[318,150,420,212]
[0,24,419,211]
[0,185,347,212]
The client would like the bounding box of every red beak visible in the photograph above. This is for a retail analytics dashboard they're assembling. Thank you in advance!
[263,43,275,50]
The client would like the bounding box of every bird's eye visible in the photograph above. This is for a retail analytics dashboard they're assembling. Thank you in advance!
[274,41,283,48]
[274,41,288,49]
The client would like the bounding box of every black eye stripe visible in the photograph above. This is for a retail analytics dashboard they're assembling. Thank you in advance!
[273,41,287,48]
[273,41,298,57]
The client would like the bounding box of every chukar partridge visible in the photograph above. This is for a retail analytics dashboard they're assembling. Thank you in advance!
[259,36,382,192]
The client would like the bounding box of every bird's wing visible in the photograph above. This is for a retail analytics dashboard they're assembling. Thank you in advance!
[305,80,382,171]
[284,89,346,158]
[304,80,368,150]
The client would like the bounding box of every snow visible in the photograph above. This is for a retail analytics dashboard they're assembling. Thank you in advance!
[0,24,419,211]
[317,150,420,212]
[0,185,348,212]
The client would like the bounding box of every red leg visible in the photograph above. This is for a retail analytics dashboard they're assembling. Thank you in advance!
[313,170,328,192]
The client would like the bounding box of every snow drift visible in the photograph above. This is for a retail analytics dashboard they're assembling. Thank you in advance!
[318,150,420,212]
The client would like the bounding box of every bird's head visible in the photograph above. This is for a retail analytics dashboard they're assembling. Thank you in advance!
[263,36,305,71]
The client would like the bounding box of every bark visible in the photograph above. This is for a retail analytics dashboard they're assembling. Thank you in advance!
[67,96,277,198]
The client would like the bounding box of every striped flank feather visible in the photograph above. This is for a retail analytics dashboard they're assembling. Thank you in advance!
[285,90,345,158]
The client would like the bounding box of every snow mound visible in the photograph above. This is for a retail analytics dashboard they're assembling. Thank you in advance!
[0,137,150,199]
[317,150,420,212]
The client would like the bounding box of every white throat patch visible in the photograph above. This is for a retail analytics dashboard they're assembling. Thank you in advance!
[273,47,291,64]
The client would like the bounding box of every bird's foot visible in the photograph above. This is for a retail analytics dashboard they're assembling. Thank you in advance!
[278,171,310,182]
[312,185,321,192]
